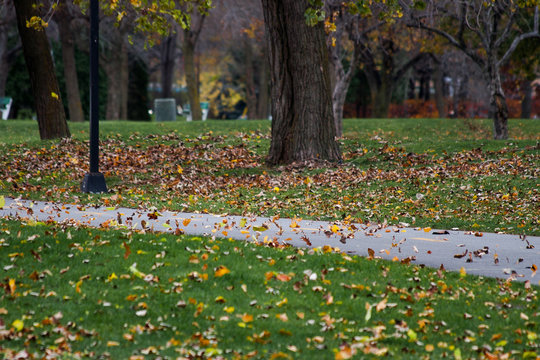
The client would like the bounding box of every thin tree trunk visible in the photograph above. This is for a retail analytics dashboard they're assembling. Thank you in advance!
[104,59,121,120]
[521,80,532,119]
[14,0,70,139]
[160,34,176,99]
[433,58,446,118]
[257,45,269,119]
[244,38,257,120]
[330,47,359,137]
[56,13,84,122]
[262,0,341,165]
[0,29,9,97]
[120,40,128,120]
[371,78,392,118]
[487,62,508,139]
[183,29,202,121]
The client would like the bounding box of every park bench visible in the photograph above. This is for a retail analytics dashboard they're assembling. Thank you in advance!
[183,102,209,121]
[0,97,12,120]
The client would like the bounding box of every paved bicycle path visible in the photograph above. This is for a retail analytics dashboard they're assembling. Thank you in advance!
[1,197,538,283]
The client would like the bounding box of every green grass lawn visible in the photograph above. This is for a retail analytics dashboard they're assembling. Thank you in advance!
[0,219,538,359]
[1,118,538,235]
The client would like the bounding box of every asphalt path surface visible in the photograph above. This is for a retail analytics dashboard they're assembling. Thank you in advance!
[1,197,539,284]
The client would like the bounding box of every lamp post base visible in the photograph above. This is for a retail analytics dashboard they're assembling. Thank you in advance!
[81,172,108,193]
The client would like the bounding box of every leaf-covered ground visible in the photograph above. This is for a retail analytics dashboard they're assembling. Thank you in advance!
[0,219,538,359]
[0,119,538,235]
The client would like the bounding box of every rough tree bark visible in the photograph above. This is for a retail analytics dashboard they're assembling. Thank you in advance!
[262,0,341,165]
[55,6,85,122]
[14,0,70,139]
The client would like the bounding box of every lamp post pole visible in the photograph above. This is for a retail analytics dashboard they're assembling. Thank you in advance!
[81,0,107,193]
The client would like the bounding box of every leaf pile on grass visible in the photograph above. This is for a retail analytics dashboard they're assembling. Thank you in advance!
[1,126,538,235]
[0,219,538,359]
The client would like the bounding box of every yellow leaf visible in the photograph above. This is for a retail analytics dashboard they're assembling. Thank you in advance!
[331,224,340,233]
[177,165,183,174]
[8,278,16,295]
[459,267,467,277]
[214,265,230,277]
[423,227,432,232]
[107,341,120,347]
[12,319,24,332]
[0,195,5,208]
[108,273,118,281]
[224,306,235,313]
[75,279,83,293]
[51,92,59,100]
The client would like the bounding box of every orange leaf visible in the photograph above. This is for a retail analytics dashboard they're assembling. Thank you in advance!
[214,265,230,277]
[276,273,292,282]
[242,314,254,323]
[183,219,191,227]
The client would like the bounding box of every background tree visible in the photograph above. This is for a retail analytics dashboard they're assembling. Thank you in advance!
[160,31,178,99]
[182,3,206,121]
[54,0,85,122]
[0,1,20,99]
[14,0,70,139]
[262,0,341,165]
[406,0,540,139]
[325,0,361,137]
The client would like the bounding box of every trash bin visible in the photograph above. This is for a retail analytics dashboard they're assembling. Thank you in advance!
[154,98,176,122]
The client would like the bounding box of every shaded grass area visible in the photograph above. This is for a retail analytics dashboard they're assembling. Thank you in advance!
[0,219,538,359]
[0,118,539,235]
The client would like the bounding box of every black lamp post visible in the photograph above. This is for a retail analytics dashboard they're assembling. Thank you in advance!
[81,0,107,193]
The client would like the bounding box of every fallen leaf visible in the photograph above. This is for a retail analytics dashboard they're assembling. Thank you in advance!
[214,265,230,277]
[123,241,131,259]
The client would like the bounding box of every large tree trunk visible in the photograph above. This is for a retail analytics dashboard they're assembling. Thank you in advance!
[14,0,70,139]
[56,11,84,122]
[183,29,202,121]
[160,34,176,99]
[487,62,508,139]
[262,0,341,165]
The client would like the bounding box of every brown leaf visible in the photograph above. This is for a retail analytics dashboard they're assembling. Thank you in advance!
[123,241,131,259]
